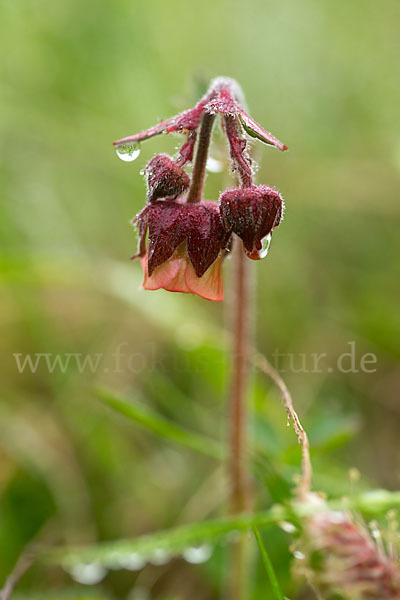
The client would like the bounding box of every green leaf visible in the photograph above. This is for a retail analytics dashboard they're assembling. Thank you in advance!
[95,387,225,460]
[254,528,285,600]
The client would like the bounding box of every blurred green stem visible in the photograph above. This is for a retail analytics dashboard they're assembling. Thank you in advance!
[228,236,251,600]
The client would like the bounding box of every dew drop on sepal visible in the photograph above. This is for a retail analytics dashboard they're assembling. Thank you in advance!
[116,142,141,162]
[259,234,272,259]
[245,234,272,260]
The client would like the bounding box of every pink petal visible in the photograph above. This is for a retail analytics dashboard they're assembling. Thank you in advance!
[140,250,224,301]
[141,255,191,293]
[185,255,224,302]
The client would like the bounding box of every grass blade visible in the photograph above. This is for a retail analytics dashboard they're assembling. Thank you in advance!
[46,508,286,569]
[95,387,224,460]
[45,490,400,570]
[254,528,285,600]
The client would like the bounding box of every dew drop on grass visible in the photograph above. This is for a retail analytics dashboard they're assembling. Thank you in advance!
[105,550,125,570]
[105,550,146,571]
[116,142,141,162]
[66,562,107,585]
[119,552,147,571]
[279,521,297,534]
[182,544,213,564]
[149,548,170,566]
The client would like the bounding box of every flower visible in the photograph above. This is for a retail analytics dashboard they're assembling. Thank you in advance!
[133,200,231,301]
[294,494,400,599]
[145,154,190,203]
[114,77,287,301]
[219,185,284,259]
[141,246,224,302]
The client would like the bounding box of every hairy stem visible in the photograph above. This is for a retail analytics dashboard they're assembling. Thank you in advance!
[228,236,251,600]
[186,112,215,203]
[252,351,312,500]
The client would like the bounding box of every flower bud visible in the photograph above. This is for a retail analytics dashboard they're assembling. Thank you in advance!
[219,185,283,259]
[145,154,190,203]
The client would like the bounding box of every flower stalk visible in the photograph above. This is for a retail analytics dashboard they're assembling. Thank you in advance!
[230,238,250,515]
[228,236,251,600]
[114,76,287,599]
[186,112,215,203]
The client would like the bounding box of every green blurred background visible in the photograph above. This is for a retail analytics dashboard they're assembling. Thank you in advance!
[1,0,399,598]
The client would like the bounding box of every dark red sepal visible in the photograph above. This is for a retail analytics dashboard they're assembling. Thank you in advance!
[219,185,283,256]
[145,154,190,203]
[186,201,231,277]
[134,200,231,278]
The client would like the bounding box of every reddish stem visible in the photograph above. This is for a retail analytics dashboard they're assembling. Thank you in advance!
[227,236,251,600]
[230,237,250,514]
[186,112,215,203]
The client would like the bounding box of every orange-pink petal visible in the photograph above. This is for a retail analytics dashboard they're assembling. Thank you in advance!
[184,255,224,301]
[140,246,224,301]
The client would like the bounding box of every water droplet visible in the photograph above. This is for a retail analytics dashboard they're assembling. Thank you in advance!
[245,234,272,260]
[279,521,297,534]
[226,530,242,543]
[105,550,125,570]
[259,234,272,259]
[369,520,381,539]
[149,548,170,566]
[104,550,146,571]
[67,562,107,585]
[119,552,146,571]
[182,544,213,564]
[206,157,223,173]
[293,550,305,560]
[116,142,141,162]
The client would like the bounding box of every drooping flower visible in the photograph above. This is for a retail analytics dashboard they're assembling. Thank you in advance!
[145,154,190,203]
[114,77,287,301]
[294,494,400,599]
[219,185,284,260]
[133,200,231,301]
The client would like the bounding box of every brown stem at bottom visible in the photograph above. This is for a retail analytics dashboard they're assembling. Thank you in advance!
[230,237,250,514]
[228,236,250,600]
[186,112,215,203]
